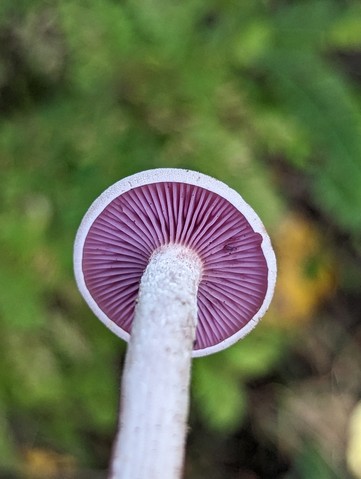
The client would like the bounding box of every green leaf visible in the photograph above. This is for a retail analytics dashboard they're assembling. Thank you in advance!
[193,358,247,431]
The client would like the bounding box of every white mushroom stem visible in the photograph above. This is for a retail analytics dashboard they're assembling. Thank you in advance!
[110,244,203,479]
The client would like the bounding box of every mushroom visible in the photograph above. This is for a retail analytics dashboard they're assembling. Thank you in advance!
[73,168,276,479]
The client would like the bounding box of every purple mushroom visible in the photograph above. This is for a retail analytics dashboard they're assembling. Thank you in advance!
[74,168,276,479]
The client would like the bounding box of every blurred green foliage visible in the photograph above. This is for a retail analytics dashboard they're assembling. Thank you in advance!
[0,0,361,478]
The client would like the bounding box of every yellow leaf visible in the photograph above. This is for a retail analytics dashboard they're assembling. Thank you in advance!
[266,213,336,327]
[22,447,76,478]
[347,401,361,479]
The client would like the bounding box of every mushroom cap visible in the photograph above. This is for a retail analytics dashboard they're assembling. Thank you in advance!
[74,169,276,357]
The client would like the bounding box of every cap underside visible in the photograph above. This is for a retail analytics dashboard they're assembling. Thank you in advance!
[81,181,268,353]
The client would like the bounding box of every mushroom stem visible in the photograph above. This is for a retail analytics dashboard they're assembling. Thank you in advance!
[110,244,203,479]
